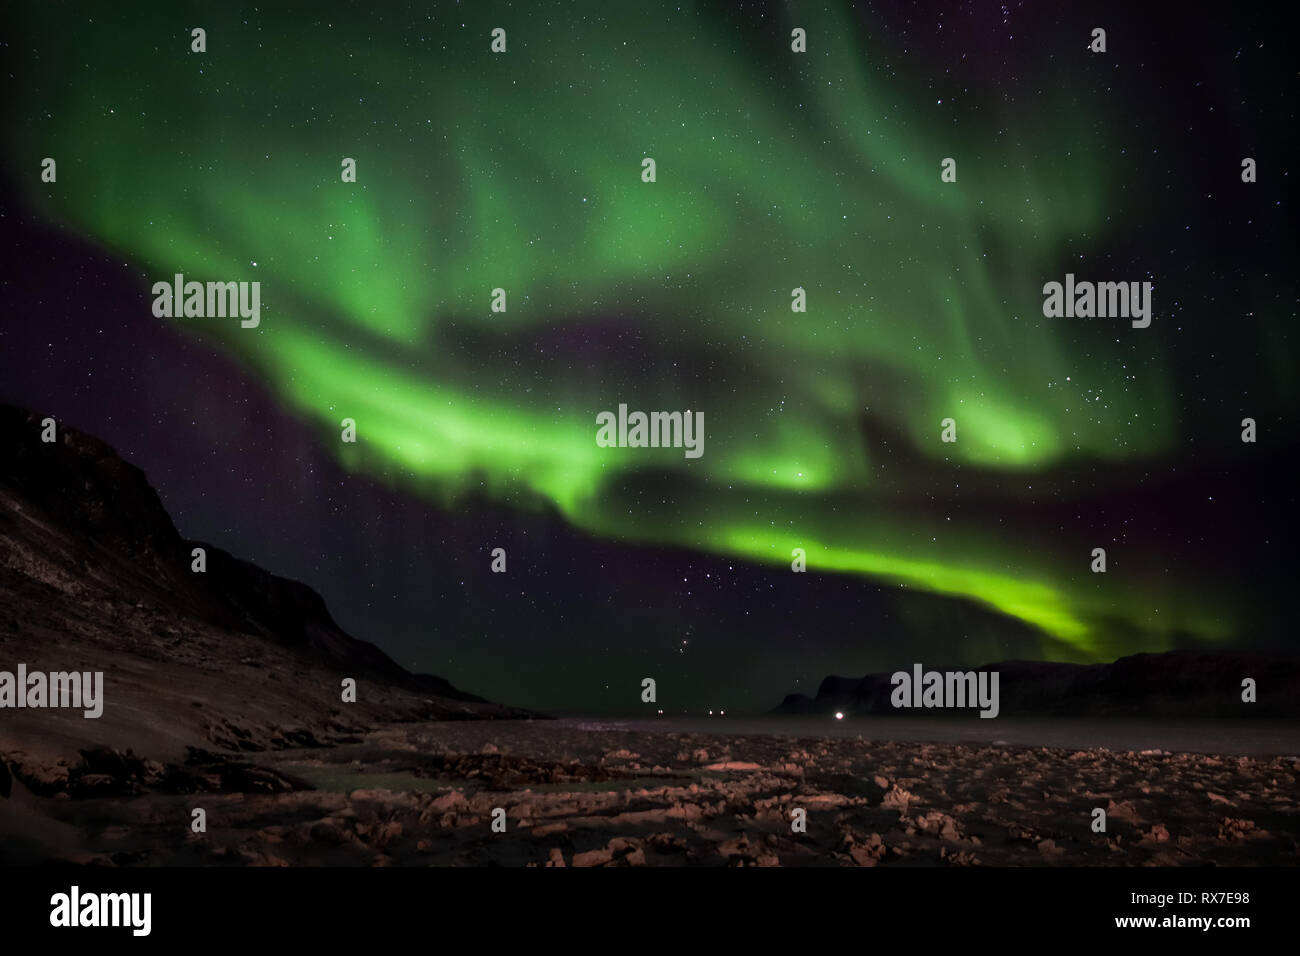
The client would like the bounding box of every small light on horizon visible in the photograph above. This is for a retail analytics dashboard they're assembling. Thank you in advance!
[835,711,844,720]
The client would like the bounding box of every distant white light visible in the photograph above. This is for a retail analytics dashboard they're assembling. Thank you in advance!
[708,710,713,716]
[835,711,844,720]
[720,710,725,716]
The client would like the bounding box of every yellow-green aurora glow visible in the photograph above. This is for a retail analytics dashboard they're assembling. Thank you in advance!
[11,2,1268,661]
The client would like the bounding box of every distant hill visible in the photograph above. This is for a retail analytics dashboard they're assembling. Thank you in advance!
[774,651,1300,718]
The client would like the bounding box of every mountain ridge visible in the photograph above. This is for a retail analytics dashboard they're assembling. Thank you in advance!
[0,404,533,792]
[774,652,1300,718]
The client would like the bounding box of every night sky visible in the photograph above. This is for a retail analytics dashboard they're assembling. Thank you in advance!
[2,1,1296,713]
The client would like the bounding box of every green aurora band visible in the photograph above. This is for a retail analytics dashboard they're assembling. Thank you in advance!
[9,2,1256,659]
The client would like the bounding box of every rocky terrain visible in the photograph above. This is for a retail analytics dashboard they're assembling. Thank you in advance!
[4,718,1297,866]
[0,405,530,860]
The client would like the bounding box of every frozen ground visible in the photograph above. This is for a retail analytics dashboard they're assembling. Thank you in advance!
[4,717,1297,867]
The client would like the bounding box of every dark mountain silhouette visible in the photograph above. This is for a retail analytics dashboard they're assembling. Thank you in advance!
[774,652,1300,718]
[0,404,483,699]
[0,404,532,792]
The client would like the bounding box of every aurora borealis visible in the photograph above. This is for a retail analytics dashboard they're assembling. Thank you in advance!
[3,1,1296,710]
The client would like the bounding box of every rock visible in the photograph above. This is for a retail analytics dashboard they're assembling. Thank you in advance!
[369,821,402,849]
[913,811,962,841]
[701,761,762,772]
[1142,824,1171,844]
[572,848,614,867]
[255,827,287,844]
[1217,818,1258,842]
[1105,799,1141,822]
[309,820,352,845]
[665,802,704,821]
[429,791,468,813]
[1037,839,1066,859]
[882,786,915,811]
[849,834,887,866]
